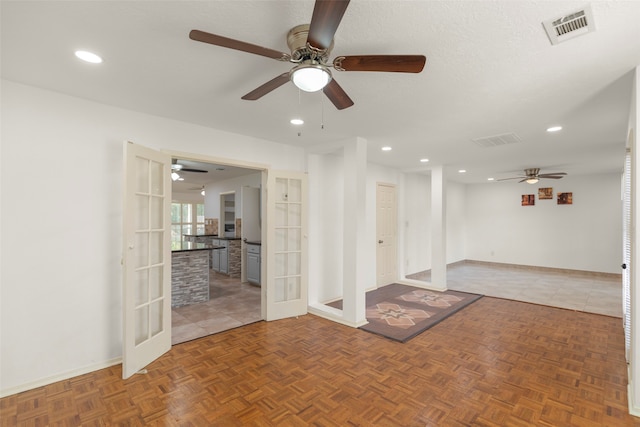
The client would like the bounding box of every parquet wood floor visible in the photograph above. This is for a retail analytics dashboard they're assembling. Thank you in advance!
[2,297,639,426]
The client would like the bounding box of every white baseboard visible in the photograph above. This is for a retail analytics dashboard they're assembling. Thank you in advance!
[0,357,122,398]
[308,304,368,328]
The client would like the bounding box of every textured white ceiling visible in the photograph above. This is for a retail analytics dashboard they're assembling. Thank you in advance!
[2,1,639,183]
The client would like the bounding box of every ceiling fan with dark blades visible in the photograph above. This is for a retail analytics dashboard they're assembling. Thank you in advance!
[171,159,208,174]
[497,168,567,184]
[189,0,426,110]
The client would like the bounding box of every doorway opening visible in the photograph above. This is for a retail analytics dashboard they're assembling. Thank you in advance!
[169,155,265,345]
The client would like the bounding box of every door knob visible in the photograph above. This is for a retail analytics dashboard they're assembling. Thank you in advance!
[378,240,383,244]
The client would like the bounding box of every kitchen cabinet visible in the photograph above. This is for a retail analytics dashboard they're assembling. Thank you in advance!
[246,243,261,285]
[211,238,229,273]
[210,238,241,277]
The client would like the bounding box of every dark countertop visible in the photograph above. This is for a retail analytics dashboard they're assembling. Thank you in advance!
[183,234,219,237]
[217,237,242,241]
[171,241,225,253]
[245,241,261,246]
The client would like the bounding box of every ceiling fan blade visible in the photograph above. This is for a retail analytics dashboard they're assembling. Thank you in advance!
[334,55,426,73]
[181,168,208,173]
[496,177,525,181]
[323,79,354,110]
[241,73,290,100]
[307,0,350,50]
[538,173,567,179]
[538,174,566,179]
[189,30,290,61]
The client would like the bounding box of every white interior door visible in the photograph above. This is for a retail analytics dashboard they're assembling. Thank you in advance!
[122,141,171,379]
[376,183,397,287]
[265,171,307,320]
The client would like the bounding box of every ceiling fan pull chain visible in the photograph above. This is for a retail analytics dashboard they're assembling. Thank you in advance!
[321,92,325,130]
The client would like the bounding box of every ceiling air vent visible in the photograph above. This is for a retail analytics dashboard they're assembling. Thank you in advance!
[472,133,522,148]
[543,6,595,45]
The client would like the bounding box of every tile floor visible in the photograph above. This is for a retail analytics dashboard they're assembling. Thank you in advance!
[407,261,622,317]
[171,271,262,345]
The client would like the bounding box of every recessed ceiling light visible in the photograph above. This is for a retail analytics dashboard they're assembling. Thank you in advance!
[458,169,466,173]
[381,146,392,151]
[290,118,304,125]
[546,126,562,132]
[420,158,429,163]
[74,50,103,64]
[487,177,495,181]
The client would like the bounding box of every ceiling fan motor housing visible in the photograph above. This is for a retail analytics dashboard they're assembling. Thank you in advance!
[524,168,540,176]
[287,24,334,62]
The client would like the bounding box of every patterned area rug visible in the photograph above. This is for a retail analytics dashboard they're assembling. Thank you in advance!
[329,283,482,342]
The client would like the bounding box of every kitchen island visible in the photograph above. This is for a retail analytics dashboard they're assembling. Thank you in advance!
[171,241,222,308]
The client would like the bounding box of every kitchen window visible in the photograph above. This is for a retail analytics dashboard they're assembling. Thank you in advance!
[171,202,204,242]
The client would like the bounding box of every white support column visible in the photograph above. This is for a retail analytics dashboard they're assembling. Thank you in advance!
[342,137,368,325]
[431,166,447,290]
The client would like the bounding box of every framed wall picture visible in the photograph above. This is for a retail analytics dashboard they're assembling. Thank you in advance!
[521,194,535,206]
[538,187,553,200]
[557,192,573,205]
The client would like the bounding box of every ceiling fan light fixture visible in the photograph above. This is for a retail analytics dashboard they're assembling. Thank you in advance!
[526,177,539,184]
[290,63,331,92]
[171,172,180,181]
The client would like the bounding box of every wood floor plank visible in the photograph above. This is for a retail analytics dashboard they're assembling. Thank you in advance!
[3,297,640,426]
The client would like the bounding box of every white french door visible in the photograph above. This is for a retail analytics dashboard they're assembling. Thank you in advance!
[122,141,172,379]
[376,183,397,287]
[265,171,308,320]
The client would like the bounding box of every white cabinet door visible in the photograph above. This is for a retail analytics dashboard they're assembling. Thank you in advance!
[122,141,171,379]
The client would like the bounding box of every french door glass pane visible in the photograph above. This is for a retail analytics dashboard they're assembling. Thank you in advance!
[135,306,149,346]
[288,253,301,275]
[288,204,301,226]
[150,161,164,196]
[135,233,149,268]
[276,203,287,226]
[150,197,163,229]
[275,278,286,302]
[287,277,301,299]
[150,301,163,337]
[149,266,163,300]
[288,180,301,202]
[150,231,163,265]
[135,195,149,230]
[136,157,149,193]
[134,269,149,306]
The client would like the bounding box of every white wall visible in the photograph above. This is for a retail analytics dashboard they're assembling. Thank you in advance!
[204,173,261,219]
[402,173,431,275]
[446,181,466,264]
[308,152,344,303]
[0,80,305,396]
[465,173,622,273]
[172,191,205,204]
